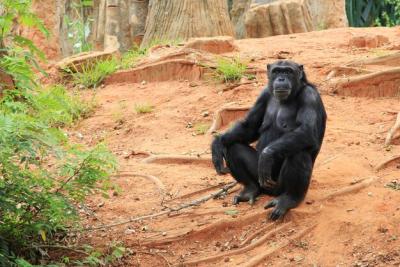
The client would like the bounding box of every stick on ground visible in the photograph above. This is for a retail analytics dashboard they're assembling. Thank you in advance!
[83,182,238,231]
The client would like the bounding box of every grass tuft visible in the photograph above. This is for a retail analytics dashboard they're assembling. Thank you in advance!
[215,57,247,83]
[69,58,118,88]
[134,103,154,114]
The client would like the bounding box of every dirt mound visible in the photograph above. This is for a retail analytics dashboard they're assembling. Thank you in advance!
[348,34,390,49]
[183,36,238,54]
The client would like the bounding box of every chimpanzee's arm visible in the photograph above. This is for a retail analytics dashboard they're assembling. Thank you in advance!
[220,89,269,146]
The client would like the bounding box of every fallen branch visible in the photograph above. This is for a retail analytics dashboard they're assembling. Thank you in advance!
[83,182,238,231]
[385,112,400,146]
[26,244,89,256]
[115,172,166,196]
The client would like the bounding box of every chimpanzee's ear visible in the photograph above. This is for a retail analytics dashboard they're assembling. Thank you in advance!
[298,64,305,80]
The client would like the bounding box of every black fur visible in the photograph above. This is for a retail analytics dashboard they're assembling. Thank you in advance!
[211,60,326,220]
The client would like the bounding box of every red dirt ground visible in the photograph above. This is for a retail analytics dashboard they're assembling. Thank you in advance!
[68,27,400,266]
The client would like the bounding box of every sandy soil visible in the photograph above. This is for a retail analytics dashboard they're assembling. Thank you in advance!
[68,27,400,266]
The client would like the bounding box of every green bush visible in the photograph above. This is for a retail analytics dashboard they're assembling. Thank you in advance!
[215,57,247,83]
[0,1,118,265]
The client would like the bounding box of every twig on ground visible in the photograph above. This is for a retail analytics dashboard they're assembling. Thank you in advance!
[82,182,238,231]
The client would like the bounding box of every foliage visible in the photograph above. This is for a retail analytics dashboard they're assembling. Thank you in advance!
[346,0,400,27]
[0,1,117,265]
[64,0,94,54]
[69,58,118,88]
[0,0,48,91]
[215,57,247,83]
[120,45,148,70]
[134,103,154,114]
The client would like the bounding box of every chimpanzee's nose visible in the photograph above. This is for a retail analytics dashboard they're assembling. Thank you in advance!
[278,77,285,82]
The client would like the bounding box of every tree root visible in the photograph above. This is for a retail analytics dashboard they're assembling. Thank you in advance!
[207,106,250,134]
[222,81,254,92]
[320,177,377,201]
[375,155,400,171]
[182,222,292,266]
[83,182,237,231]
[142,208,265,247]
[115,172,166,196]
[141,155,211,166]
[242,224,316,267]
[385,112,400,147]
[239,222,276,247]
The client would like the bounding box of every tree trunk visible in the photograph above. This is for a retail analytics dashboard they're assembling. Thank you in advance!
[104,0,122,51]
[141,0,234,47]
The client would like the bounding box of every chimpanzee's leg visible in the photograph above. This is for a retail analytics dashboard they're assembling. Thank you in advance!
[225,143,260,205]
[264,151,313,220]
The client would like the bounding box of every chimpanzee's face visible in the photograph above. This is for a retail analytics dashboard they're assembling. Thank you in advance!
[267,61,303,101]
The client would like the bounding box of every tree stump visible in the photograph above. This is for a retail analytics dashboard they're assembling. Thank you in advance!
[141,0,234,47]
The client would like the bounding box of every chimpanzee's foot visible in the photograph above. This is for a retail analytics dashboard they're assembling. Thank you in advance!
[233,184,260,205]
[264,194,299,221]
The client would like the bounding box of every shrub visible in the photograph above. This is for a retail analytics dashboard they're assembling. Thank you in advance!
[215,57,247,83]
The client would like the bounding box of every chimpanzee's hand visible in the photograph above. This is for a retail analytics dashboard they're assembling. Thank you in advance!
[211,135,230,175]
[258,148,277,189]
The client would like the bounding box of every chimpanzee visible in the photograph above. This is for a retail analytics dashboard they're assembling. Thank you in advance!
[211,60,326,220]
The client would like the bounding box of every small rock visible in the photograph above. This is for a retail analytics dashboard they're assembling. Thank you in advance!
[98,201,105,207]
[215,241,221,247]
[76,132,84,139]
[141,80,147,85]
[112,191,119,196]
[189,82,199,87]
[124,229,135,235]
[306,200,314,205]
[222,201,228,207]
[368,192,373,197]
[162,232,167,236]
[224,257,230,262]
[202,111,209,117]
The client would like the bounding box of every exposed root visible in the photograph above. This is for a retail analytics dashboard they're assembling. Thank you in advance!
[239,222,275,247]
[329,67,400,97]
[375,155,400,171]
[141,155,211,166]
[207,106,250,134]
[347,51,400,67]
[83,182,237,231]
[222,81,254,92]
[321,177,377,201]
[242,224,316,267]
[142,208,265,247]
[385,112,400,147]
[115,172,166,196]
[182,222,292,266]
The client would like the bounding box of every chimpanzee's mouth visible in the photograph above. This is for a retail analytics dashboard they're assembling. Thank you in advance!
[274,89,290,99]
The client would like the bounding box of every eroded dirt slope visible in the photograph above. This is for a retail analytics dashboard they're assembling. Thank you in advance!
[70,27,400,266]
